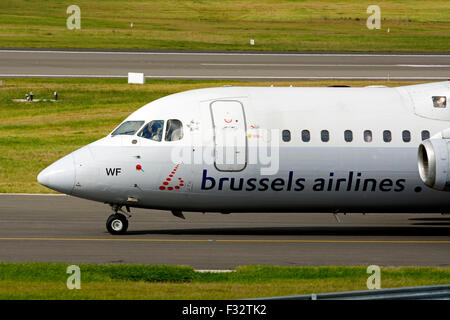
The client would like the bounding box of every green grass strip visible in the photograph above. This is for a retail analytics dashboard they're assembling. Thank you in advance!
[0,263,449,299]
[0,0,449,52]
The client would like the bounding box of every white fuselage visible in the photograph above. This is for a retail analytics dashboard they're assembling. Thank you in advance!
[38,81,450,214]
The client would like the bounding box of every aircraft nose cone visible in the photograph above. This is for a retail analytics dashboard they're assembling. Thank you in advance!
[37,154,75,195]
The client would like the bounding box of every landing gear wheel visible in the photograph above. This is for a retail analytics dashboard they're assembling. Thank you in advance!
[106,214,128,235]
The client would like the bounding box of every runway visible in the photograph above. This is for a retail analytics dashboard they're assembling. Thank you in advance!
[0,49,449,80]
[0,194,449,268]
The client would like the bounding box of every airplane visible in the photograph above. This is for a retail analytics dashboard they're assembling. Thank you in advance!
[37,81,450,234]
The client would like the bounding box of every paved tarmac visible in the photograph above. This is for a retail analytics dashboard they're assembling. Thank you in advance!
[0,49,449,80]
[0,194,449,268]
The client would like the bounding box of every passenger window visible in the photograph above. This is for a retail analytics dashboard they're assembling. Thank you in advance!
[165,119,183,141]
[138,120,164,141]
[364,130,372,143]
[111,121,144,136]
[432,96,446,108]
[301,130,310,142]
[383,130,392,142]
[321,130,329,142]
[282,130,291,142]
[421,130,430,141]
[344,130,353,142]
[402,130,411,143]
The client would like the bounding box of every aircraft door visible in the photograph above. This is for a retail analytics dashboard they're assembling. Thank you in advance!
[210,100,247,171]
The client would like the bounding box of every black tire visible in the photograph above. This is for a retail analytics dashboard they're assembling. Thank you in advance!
[106,214,128,235]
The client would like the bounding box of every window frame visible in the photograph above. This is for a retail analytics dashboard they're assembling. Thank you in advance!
[321,130,329,143]
[432,96,447,108]
[344,130,353,143]
[301,129,310,142]
[164,119,184,142]
[363,130,373,143]
[282,129,291,142]
[111,120,145,137]
[421,130,430,141]
[402,130,411,143]
[383,130,392,143]
[137,120,165,142]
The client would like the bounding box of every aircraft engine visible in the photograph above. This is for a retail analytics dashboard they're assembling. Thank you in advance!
[418,129,450,191]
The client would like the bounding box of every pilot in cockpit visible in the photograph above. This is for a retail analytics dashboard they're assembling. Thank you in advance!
[140,120,164,141]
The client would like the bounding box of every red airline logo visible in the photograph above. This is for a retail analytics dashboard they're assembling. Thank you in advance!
[159,164,184,191]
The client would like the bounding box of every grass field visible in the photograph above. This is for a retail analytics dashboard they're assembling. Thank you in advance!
[0,0,449,52]
[0,263,449,299]
[0,78,425,193]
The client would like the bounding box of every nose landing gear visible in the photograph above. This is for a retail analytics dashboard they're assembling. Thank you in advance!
[106,204,131,235]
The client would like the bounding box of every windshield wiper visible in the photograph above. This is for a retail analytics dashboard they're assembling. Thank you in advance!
[112,130,136,136]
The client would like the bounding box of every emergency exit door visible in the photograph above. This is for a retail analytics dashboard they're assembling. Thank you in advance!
[210,100,247,171]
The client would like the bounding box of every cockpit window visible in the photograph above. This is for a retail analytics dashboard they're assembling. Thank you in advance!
[111,121,144,136]
[165,119,184,141]
[138,120,164,141]
[432,96,447,108]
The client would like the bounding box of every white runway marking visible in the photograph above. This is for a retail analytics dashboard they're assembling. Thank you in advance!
[0,49,449,58]
[398,65,450,68]
[0,74,448,80]
[202,63,450,68]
